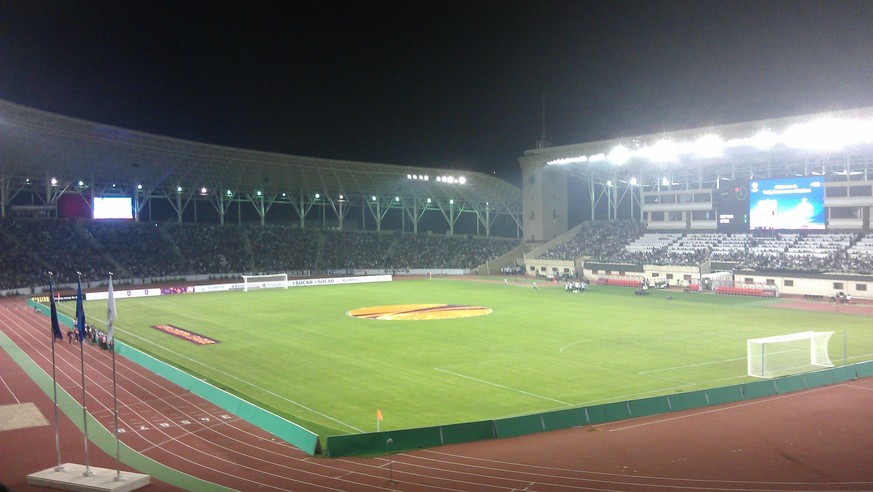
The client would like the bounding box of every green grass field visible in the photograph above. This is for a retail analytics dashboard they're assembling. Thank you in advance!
[70,278,873,438]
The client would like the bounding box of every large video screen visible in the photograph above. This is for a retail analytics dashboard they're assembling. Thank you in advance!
[749,176,825,230]
[93,197,133,220]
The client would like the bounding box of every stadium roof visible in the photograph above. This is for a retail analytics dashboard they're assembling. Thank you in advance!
[525,106,873,190]
[0,99,521,229]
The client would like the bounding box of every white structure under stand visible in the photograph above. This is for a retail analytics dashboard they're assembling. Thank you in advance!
[28,463,150,492]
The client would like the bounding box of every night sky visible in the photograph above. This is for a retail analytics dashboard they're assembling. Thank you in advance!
[2,1,873,185]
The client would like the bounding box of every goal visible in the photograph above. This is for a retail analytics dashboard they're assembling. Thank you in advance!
[747,331,834,378]
[241,273,288,292]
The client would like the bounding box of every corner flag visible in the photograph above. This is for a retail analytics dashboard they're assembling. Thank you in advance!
[377,409,383,421]
[49,278,63,340]
[76,276,86,341]
[106,275,116,343]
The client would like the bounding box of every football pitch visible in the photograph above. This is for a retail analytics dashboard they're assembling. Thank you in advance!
[72,277,873,438]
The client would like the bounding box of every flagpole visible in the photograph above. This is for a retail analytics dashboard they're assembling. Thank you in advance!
[48,272,64,472]
[76,273,93,477]
[108,273,122,481]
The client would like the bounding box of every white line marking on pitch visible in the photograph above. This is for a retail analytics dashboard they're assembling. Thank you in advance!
[434,367,572,406]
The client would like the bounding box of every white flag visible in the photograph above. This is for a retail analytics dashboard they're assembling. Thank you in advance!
[107,276,116,342]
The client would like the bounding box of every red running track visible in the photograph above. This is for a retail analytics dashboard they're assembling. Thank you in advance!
[2,296,873,491]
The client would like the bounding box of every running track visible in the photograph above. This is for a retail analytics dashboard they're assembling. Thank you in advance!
[2,297,873,491]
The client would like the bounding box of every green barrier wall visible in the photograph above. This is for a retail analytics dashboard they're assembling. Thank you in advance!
[856,361,873,378]
[703,385,744,406]
[628,396,672,418]
[542,407,588,430]
[775,374,809,394]
[327,421,494,457]
[741,379,777,399]
[586,401,632,425]
[667,391,709,412]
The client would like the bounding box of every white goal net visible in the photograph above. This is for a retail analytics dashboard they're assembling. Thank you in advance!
[241,273,288,292]
[747,331,834,378]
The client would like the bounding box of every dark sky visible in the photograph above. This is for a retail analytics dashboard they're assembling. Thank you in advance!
[2,1,873,184]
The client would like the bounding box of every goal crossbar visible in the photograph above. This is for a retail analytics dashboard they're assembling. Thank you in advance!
[747,331,834,378]
[241,273,289,292]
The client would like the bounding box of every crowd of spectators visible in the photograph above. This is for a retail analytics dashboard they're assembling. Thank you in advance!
[6,217,871,293]
[536,223,873,275]
[0,219,520,291]
[247,224,320,272]
[538,221,646,261]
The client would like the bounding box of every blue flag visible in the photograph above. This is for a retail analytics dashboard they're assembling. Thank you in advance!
[49,278,63,340]
[76,277,86,342]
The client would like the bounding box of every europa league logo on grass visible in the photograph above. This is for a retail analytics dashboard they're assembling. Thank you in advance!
[348,304,491,320]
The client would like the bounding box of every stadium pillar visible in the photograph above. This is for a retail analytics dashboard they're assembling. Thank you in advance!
[519,156,568,242]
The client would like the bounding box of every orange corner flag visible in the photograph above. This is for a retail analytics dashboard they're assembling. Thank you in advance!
[376,409,383,421]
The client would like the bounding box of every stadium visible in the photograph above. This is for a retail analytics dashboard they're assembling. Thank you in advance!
[3,99,873,490]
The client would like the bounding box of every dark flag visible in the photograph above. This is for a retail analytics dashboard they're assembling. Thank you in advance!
[49,278,63,340]
[76,277,87,342]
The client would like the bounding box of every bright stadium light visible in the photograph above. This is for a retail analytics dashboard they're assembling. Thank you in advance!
[693,134,724,158]
[176,185,182,193]
[314,193,320,199]
[77,180,85,187]
[547,155,588,165]
[749,130,780,150]
[371,195,377,201]
[661,177,670,186]
[256,190,262,196]
[137,184,143,190]
[589,153,606,162]
[782,119,868,151]
[427,198,432,203]
[449,199,454,204]
[608,145,631,165]
[629,177,638,186]
[424,175,429,181]
[458,176,467,184]
[646,139,682,162]
[50,177,58,186]
[407,174,412,179]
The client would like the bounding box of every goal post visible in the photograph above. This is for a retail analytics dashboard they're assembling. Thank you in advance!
[747,331,834,378]
[241,273,288,292]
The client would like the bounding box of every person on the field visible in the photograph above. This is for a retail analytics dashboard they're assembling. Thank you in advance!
[532,281,537,290]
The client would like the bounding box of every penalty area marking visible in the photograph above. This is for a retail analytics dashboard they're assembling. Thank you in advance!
[434,367,572,406]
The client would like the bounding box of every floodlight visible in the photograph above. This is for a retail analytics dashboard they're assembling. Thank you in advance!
[629,177,638,186]
[78,180,85,186]
[646,139,681,162]
[424,175,429,181]
[226,189,232,196]
[200,187,207,194]
[314,193,320,199]
[547,155,588,165]
[693,134,724,158]
[607,145,631,165]
[50,177,58,186]
[407,174,412,179]
[783,119,865,151]
[589,153,606,162]
[661,177,670,186]
[745,130,777,150]
[458,176,467,184]
[606,180,612,187]
[256,190,262,196]
[427,198,432,203]
[449,199,454,204]
[176,185,182,192]
[137,184,143,190]
[371,196,377,201]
